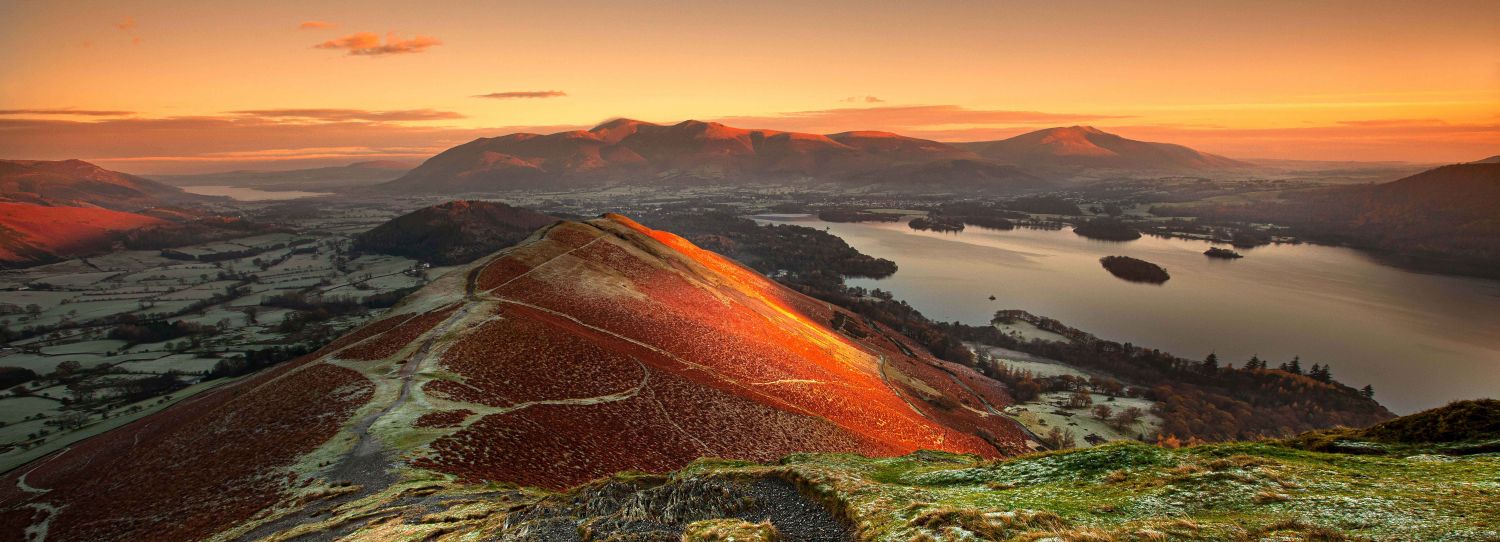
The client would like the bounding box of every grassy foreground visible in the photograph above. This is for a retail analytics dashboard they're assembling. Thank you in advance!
[247,434,1497,542]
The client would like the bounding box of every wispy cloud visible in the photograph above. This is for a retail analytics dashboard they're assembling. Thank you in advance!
[1335,118,1449,128]
[299,21,336,30]
[314,32,441,56]
[114,17,136,31]
[841,96,885,103]
[228,108,464,122]
[0,108,135,117]
[0,115,580,174]
[473,90,568,99]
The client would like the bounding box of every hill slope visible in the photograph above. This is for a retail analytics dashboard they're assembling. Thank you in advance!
[0,159,196,209]
[0,159,208,267]
[0,202,169,267]
[961,126,1250,171]
[1161,162,1500,276]
[377,119,1043,193]
[0,214,1028,541]
[354,200,558,265]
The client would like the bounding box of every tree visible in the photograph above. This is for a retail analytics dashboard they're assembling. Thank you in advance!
[1201,353,1219,373]
[1068,390,1093,409]
[1091,404,1113,420]
[1245,355,1264,370]
[53,360,83,379]
[1280,356,1303,375]
[1310,364,1333,383]
[1044,427,1077,450]
[1012,377,1041,402]
[52,411,89,431]
[1361,385,1375,399]
[1111,407,1146,431]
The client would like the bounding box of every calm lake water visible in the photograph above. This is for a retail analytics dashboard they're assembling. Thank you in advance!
[180,185,333,201]
[757,215,1500,414]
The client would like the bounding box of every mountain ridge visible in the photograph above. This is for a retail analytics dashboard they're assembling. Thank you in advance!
[960,125,1250,170]
[376,119,1046,193]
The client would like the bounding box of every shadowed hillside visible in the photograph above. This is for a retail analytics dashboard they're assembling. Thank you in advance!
[1158,162,1500,277]
[353,200,558,265]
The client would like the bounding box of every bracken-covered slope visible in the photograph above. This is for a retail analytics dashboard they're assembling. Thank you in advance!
[0,202,168,267]
[960,126,1250,171]
[375,119,1043,193]
[0,214,1028,541]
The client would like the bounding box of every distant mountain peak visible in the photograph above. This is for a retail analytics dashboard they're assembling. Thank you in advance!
[960,126,1249,170]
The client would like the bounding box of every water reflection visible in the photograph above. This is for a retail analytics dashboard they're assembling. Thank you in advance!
[757,215,1500,414]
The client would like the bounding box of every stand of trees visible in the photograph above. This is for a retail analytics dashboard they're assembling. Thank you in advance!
[954,317,1393,441]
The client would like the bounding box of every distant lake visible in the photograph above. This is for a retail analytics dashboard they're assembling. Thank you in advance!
[180,185,333,201]
[756,215,1500,414]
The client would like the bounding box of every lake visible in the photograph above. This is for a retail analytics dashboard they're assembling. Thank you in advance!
[757,215,1500,414]
[180,185,333,201]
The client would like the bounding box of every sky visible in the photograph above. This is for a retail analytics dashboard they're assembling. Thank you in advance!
[1,0,1497,173]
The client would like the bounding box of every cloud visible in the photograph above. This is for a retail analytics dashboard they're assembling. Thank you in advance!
[299,21,336,30]
[841,96,885,103]
[1084,121,1500,162]
[0,109,135,117]
[314,32,441,56]
[473,91,568,100]
[0,115,582,174]
[228,108,464,122]
[1335,118,1448,128]
[715,104,1131,136]
[114,17,136,31]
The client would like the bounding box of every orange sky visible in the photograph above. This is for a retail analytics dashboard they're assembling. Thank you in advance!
[1,0,1497,173]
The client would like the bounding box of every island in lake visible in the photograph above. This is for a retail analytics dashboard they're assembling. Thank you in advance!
[909,216,965,232]
[1100,255,1171,283]
[1205,246,1244,259]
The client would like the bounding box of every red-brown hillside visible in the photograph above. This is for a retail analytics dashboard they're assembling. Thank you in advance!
[0,202,168,268]
[0,159,214,267]
[0,214,1029,541]
[376,119,1044,192]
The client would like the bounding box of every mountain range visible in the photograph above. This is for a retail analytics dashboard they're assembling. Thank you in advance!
[377,120,1242,194]
[0,214,1028,540]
